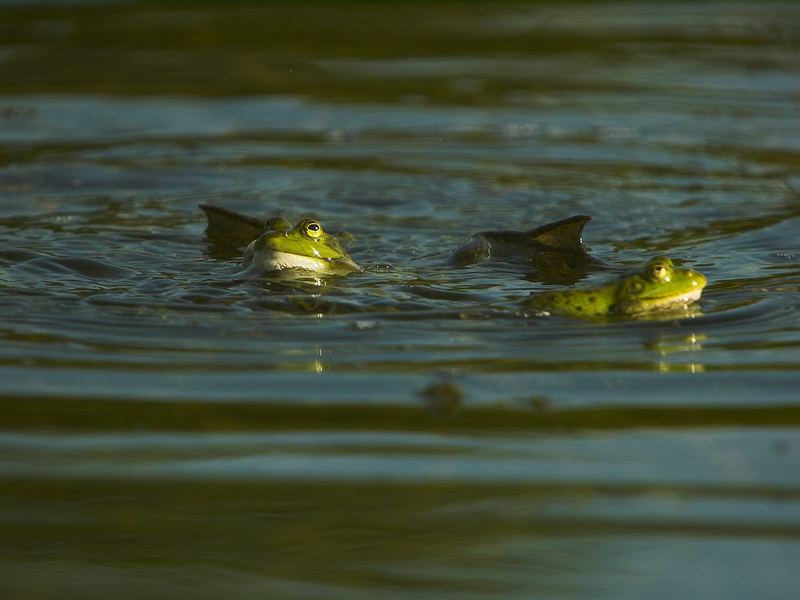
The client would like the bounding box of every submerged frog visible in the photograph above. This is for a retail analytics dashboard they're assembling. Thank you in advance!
[453,215,593,265]
[200,204,360,275]
[453,215,597,284]
[523,256,707,319]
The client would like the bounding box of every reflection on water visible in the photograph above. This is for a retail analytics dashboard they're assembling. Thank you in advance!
[1,1,800,599]
[649,331,706,373]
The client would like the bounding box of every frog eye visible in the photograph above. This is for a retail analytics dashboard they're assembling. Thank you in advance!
[303,220,323,239]
[650,262,670,282]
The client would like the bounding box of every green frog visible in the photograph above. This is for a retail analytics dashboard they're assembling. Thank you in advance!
[523,256,707,318]
[200,204,360,275]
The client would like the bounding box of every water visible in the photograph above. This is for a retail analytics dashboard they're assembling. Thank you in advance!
[1,2,800,598]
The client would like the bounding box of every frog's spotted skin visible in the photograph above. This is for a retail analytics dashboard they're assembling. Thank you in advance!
[524,256,707,319]
[200,204,360,275]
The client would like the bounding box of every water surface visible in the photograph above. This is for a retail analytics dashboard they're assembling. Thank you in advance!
[1,2,800,599]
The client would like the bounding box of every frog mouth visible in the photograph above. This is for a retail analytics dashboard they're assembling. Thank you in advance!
[648,287,704,308]
[616,285,706,315]
[257,249,329,271]
[257,248,361,273]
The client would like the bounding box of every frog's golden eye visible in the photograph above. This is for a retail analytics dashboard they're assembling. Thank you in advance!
[650,262,669,281]
[303,220,323,239]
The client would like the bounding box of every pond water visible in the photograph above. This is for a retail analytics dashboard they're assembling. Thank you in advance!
[1,2,800,598]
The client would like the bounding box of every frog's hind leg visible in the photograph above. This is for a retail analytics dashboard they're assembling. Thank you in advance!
[200,204,263,249]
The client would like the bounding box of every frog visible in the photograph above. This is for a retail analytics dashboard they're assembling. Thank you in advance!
[200,204,360,275]
[452,214,597,284]
[523,256,707,318]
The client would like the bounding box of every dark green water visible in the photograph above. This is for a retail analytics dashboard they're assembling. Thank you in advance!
[1,2,800,598]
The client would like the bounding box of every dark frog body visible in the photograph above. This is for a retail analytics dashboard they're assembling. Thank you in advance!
[453,215,597,284]
[200,204,360,276]
[523,256,707,319]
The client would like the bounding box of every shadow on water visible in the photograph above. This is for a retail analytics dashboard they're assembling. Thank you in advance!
[4,395,800,433]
